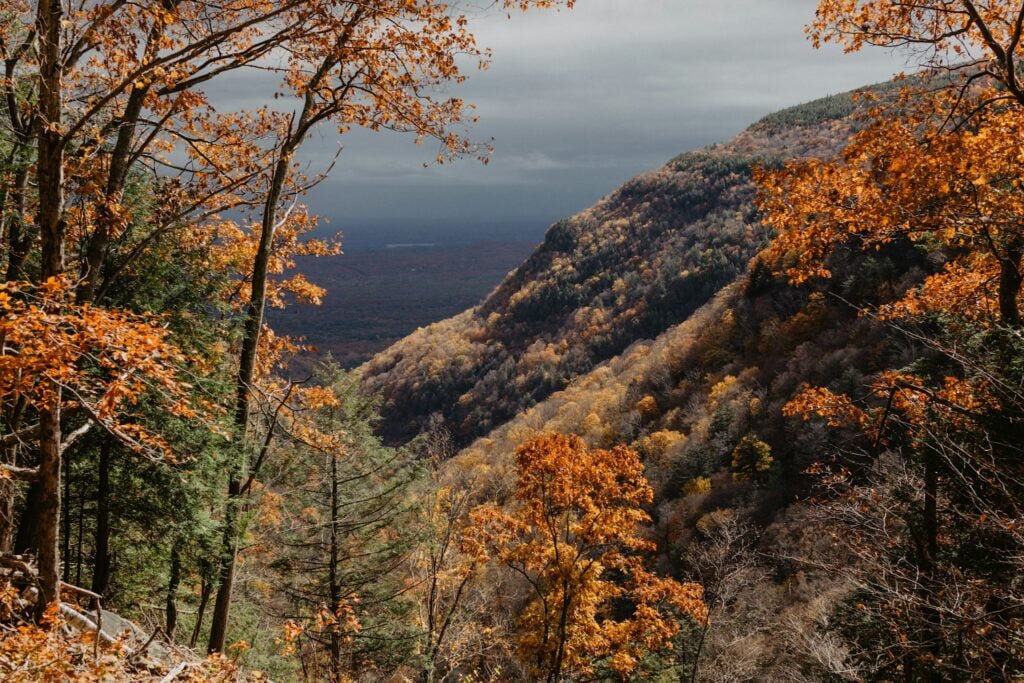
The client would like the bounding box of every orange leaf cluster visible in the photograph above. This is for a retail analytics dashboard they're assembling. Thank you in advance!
[757,95,1024,324]
[0,278,209,459]
[785,371,997,446]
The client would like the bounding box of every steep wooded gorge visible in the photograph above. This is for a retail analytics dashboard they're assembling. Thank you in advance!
[355,83,933,676]
[8,0,1024,678]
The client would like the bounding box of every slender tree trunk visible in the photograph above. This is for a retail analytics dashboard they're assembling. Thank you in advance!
[207,482,241,653]
[61,457,71,583]
[91,439,112,597]
[0,398,27,553]
[923,454,938,570]
[74,481,84,586]
[166,545,181,640]
[549,583,572,683]
[0,432,21,557]
[207,148,295,653]
[0,446,16,554]
[920,452,942,683]
[998,243,1022,327]
[33,0,67,621]
[0,148,12,250]
[689,620,712,683]
[14,482,41,555]
[3,165,31,282]
[190,574,213,648]
[78,86,149,303]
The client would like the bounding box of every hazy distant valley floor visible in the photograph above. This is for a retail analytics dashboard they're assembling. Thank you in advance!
[270,240,536,367]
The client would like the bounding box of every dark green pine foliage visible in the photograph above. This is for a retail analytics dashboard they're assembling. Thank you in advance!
[264,363,422,680]
[23,169,237,639]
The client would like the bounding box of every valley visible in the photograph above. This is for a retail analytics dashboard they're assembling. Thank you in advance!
[269,240,536,367]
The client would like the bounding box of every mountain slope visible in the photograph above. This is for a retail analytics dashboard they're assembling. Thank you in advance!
[360,85,891,447]
[358,81,945,677]
[431,224,927,678]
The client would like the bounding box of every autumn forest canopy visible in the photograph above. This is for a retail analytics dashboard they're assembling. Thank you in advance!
[0,0,1023,681]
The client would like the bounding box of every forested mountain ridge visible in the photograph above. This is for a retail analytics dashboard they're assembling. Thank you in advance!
[360,85,889,447]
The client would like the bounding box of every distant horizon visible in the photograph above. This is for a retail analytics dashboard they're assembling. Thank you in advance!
[315,79,900,252]
[312,219,547,251]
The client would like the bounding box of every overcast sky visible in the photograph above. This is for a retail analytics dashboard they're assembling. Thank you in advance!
[286,0,910,248]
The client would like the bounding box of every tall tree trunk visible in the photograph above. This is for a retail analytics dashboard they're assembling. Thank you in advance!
[166,545,181,640]
[35,406,62,619]
[91,439,112,597]
[205,34,353,648]
[35,0,65,281]
[190,573,213,648]
[33,0,67,620]
[998,243,1022,326]
[207,148,295,653]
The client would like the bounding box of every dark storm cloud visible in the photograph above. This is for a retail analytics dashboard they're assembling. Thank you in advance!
[259,1,911,245]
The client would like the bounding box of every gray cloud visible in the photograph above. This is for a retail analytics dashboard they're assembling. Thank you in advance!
[279,1,910,247]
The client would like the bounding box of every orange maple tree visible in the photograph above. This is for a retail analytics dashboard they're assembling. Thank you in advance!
[756,1,1024,434]
[788,2,1024,327]
[462,433,707,682]
[757,95,1024,326]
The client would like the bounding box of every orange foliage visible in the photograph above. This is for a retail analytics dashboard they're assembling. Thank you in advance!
[0,583,262,681]
[462,433,706,680]
[749,1,1024,480]
[785,371,998,447]
[757,96,1024,324]
[0,278,209,460]
[810,1,1024,71]
[759,1,1024,327]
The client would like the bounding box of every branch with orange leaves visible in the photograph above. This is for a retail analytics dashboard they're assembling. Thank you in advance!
[0,277,222,464]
